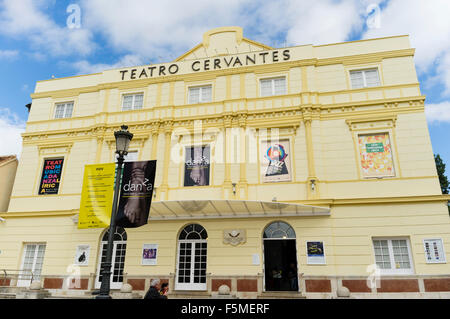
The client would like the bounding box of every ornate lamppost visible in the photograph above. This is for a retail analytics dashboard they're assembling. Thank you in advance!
[96,125,133,299]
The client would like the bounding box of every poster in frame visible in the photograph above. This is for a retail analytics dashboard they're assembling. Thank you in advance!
[74,245,90,266]
[357,133,395,178]
[306,241,326,265]
[38,158,64,195]
[260,139,292,183]
[184,145,210,187]
[142,244,158,265]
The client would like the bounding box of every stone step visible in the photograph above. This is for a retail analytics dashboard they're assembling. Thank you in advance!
[0,287,28,294]
[0,293,16,299]
[47,295,93,299]
[166,292,212,299]
[257,291,306,299]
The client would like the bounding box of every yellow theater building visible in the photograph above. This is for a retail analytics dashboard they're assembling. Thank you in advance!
[1,26,450,298]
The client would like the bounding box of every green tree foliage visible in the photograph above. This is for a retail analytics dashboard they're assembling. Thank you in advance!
[434,154,450,215]
[435,154,449,194]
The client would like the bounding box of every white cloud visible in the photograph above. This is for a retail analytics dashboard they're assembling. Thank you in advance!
[74,0,375,68]
[363,0,450,96]
[283,0,364,46]
[0,49,18,60]
[79,0,370,58]
[0,108,26,157]
[72,54,145,75]
[0,0,95,56]
[425,101,450,124]
[80,0,252,61]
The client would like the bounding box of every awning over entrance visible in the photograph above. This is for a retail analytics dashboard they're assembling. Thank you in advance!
[149,200,330,220]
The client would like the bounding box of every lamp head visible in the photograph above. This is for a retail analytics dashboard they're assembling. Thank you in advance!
[114,125,133,157]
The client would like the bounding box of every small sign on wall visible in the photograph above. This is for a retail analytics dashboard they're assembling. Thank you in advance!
[142,244,158,265]
[74,245,90,266]
[306,241,326,265]
[423,239,446,264]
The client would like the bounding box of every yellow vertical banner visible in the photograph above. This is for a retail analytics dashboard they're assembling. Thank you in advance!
[78,163,116,229]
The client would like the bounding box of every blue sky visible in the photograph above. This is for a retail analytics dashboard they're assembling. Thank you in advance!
[0,0,449,172]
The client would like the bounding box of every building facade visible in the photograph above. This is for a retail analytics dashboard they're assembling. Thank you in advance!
[1,27,450,298]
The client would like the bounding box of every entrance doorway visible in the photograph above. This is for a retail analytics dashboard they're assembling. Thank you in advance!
[263,221,298,292]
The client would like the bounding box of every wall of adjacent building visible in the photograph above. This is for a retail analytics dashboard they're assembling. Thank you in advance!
[0,157,18,212]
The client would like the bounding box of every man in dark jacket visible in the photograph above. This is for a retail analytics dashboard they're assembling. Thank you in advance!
[144,279,167,299]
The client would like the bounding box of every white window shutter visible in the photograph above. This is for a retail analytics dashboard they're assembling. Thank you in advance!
[122,95,133,110]
[350,71,364,89]
[260,79,273,96]
[274,78,286,95]
[201,86,212,102]
[134,94,144,109]
[65,103,74,118]
[365,69,380,87]
[189,87,200,104]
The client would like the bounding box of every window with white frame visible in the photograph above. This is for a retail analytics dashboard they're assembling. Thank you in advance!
[423,239,446,264]
[260,77,286,97]
[54,102,74,119]
[188,85,212,104]
[17,243,46,287]
[373,238,414,274]
[122,93,144,111]
[350,68,381,89]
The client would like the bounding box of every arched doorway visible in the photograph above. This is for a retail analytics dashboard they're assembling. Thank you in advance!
[175,224,208,291]
[263,221,298,292]
[95,227,127,290]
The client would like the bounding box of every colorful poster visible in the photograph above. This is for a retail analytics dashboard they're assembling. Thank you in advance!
[38,158,64,195]
[307,241,326,264]
[115,160,157,228]
[78,163,116,229]
[142,244,158,265]
[260,139,292,182]
[358,133,395,178]
[184,146,210,187]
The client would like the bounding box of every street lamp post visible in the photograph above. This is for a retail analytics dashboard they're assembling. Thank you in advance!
[96,125,133,299]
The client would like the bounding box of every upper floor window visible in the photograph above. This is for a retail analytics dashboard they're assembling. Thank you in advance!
[373,238,414,275]
[122,93,143,111]
[54,102,73,119]
[260,77,286,97]
[350,68,380,89]
[189,85,212,104]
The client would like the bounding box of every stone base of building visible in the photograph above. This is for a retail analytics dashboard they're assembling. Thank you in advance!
[2,274,450,299]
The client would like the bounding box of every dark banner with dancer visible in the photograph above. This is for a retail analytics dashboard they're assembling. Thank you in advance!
[115,160,157,228]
